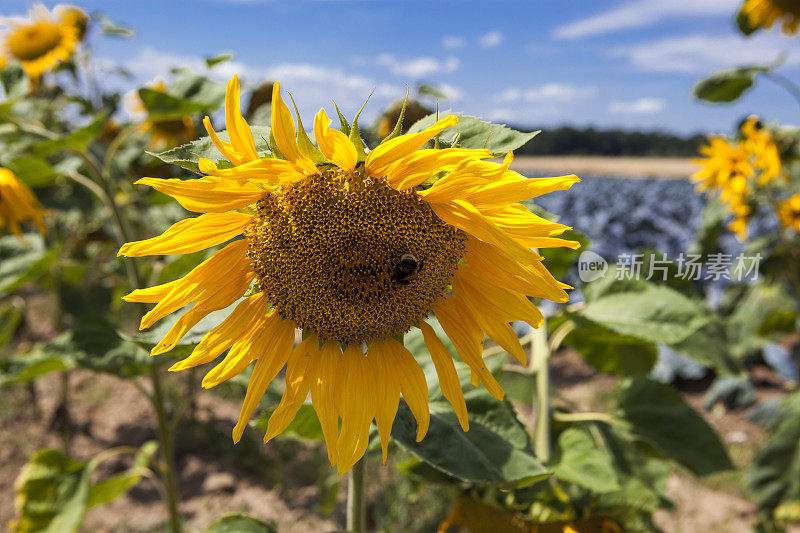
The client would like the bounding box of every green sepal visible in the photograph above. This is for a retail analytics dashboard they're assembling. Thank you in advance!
[349,93,371,162]
[268,131,285,160]
[332,101,351,135]
[288,93,325,163]
[382,88,410,143]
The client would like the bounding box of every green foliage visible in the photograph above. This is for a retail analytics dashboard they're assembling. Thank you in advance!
[391,392,550,486]
[693,66,770,103]
[408,111,539,155]
[551,427,620,493]
[205,514,278,532]
[0,234,58,294]
[617,378,733,476]
[254,403,324,441]
[746,391,800,529]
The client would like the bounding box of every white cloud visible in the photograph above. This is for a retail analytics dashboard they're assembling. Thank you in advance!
[613,33,799,73]
[554,0,738,39]
[479,31,503,48]
[375,54,459,77]
[496,83,597,103]
[441,35,466,49]
[608,97,666,114]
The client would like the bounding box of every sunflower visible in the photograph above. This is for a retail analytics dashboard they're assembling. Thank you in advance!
[55,5,89,42]
[129,80,197,150]
[0,168,47,236]
[777,194,800,231]
[120,75,579,473]
[740,117,782,184]
[741,0,800,35]
[2,4,79,80]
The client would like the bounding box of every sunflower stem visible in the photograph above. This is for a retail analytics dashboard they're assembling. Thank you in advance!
[347,457,367,532]
[532,319,551,463]
[150,366,182,533]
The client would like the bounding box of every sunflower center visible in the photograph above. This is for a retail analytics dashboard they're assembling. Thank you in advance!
[7,23,63,61]
[246,166,466,345]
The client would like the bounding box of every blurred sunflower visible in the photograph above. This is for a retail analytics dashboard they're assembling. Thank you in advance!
[55,5,89,42]
[693,117,783,240]
[777,194,800,231]
[1,4,79,80]
[741,0,800,35]
[120,75,579,473]
[128,80,197,150]
[0,168,47,236]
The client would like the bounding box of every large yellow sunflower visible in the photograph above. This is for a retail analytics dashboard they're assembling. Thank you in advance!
[120,75,579,473]
[741,0,800,35]
[2,4,79,80]
[0,168,47,236]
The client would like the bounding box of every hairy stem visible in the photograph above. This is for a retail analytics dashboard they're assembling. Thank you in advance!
[347,458,367,533]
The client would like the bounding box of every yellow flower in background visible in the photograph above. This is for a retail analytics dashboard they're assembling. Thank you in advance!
[132,80,197,150]
[55,5,89,42]
[119,75,579,473]
[0,168,47,236]
[1,4,79,80]
[693,117,784,241]
[741,0,800,35]
[777,194,800,231]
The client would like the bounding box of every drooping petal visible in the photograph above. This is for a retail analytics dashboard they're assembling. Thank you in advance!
[231,316,296,443]
[336,344,376,474]
[382,337,430,441]
[419,321,468,431]
[131,239,252,331]
[365,115,458,178]
[310,340,343,465]
[367,341,401,464]
[169,293,270,372]
[314,108,357,170]
[118,212,252,257]
[135,177,266,213]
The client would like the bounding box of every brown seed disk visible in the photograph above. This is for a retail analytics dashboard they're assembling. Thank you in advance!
[245,166,466,345]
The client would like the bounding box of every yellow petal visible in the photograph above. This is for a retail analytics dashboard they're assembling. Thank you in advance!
[264,334,319,442]
[385,148,493,191]
[434,296,504,400]
[197,157,305,185]
[336,344,375,474]
[419,321,468,431]
[224,75,259,163]
[366,341,400,464]
[135,177,266,213]
[365,115,458,177]
[118,212,252,257]
[170,293,270,372]
[271,82,317,174]
[383,337,430,441]
[311,340,342,464]
[123,279,180,304]
[231,318,296,444]
[314,108,357,170]
[454,270,544,328]
[464,175,580,209]
[138,239,252,331]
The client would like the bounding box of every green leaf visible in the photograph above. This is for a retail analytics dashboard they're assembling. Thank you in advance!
[670,318,742,376]
[206,514,278,533]
[727,283,796,358]
[253,403,324,441]
[6,156,58,187]
[11,449,94,533]
[32,114,106,156]
[579,284,709,344]
[96,14,134,37]
[617,378,732,476]
[746,391,800,521]
[206,52,234,68]
[391,391,549,486]
[138,88,210,121]
[0,233,57,294]
[552,427,620,493]
[1,64,30,100]
[87,441,158,508]
[539,230,590,281]
[148,126,271,174]
[407,111,539,155]
[693,66,769,103]
[559,315,658,376]
[689,197,727,258]
[0,355,73,386]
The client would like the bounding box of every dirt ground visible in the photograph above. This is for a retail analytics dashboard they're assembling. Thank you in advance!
[0,343,785,533]
[510,156,696,179]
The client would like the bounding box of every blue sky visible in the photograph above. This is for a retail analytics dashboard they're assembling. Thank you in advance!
[6,0,800,135]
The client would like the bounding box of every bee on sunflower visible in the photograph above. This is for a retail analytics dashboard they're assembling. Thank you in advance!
[740,0,800,35]
[1,4,83,80]
[0,168,47,237]
[693,117,783,240]
[120,75,579,474]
